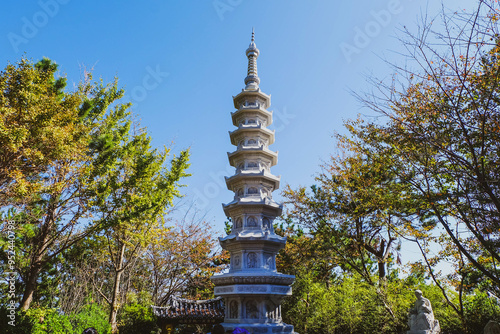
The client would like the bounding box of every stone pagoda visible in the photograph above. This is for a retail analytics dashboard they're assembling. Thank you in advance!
[211,31,296,334]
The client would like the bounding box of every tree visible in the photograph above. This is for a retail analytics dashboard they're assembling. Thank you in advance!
[286,0,500,291]
[56,205,225,329]
[147,207,228,304]
[0,57,189,316]
[283,144,404,284]
[0,57,136,310]
[351,0,500,292]
[282,1,500,330]
[86,126,189,332]
[0,58,78,207]
[0,58,89,309]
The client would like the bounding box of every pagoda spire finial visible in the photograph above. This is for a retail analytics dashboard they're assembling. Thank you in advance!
[244,28,260,91]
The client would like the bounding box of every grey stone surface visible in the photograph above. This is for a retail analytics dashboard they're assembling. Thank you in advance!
[407,290,440,334]
[211,30,296,334]
[485,320,500,334]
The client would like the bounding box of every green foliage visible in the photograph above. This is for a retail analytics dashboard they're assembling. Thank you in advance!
[0,56,191,318]
[1,304,112,334]
[0,306,33,334]
[347,2,500,290]
[283,273,398,334]
[70,303,112,334]
[118,301,159,334]
[277,221,497,334]
[463,291,500,333]
[89,130,190,332]
[0,56,143,311]
[282,272,496,334]
[8,307,74,334]
[26,308,74,334]
[0,57,85,205]
[283,138,403,283]
[282,3,500,333]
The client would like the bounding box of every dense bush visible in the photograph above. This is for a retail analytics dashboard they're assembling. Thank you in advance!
[117,302,159,334]
[1,307,33,334]
[282,273,410,334]
[0,307,73,334]
[0,304,111,334]
[116,292,159,334]
[282,273,500,334]
[70,303,112,334]
[462,291,500,334]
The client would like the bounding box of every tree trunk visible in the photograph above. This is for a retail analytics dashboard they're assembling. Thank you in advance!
[110,270,123,333]
[20,261,43,310]
[110,243,126,334]
[378,261,386,281]
[20,221,51,311]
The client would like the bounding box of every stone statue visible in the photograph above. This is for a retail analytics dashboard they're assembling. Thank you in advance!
[230,300,239,319]
[247,252,257,268]
[245,300,259,319]
[485,320,500,334]
[407,290,440,334]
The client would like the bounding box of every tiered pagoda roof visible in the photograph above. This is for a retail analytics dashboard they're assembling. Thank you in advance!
[211,29,296,334]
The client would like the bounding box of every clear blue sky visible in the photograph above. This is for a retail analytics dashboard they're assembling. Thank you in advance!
[1,0,477,265]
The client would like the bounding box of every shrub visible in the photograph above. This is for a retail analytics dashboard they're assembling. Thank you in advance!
[282,273,486,334]
[20,307,73,334]
[463,291,500,334]
[118,302,159,334]
[0,306,32,334]
[70,303,111,334]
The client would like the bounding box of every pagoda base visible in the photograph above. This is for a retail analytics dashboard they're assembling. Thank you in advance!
[221,323,296,334]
